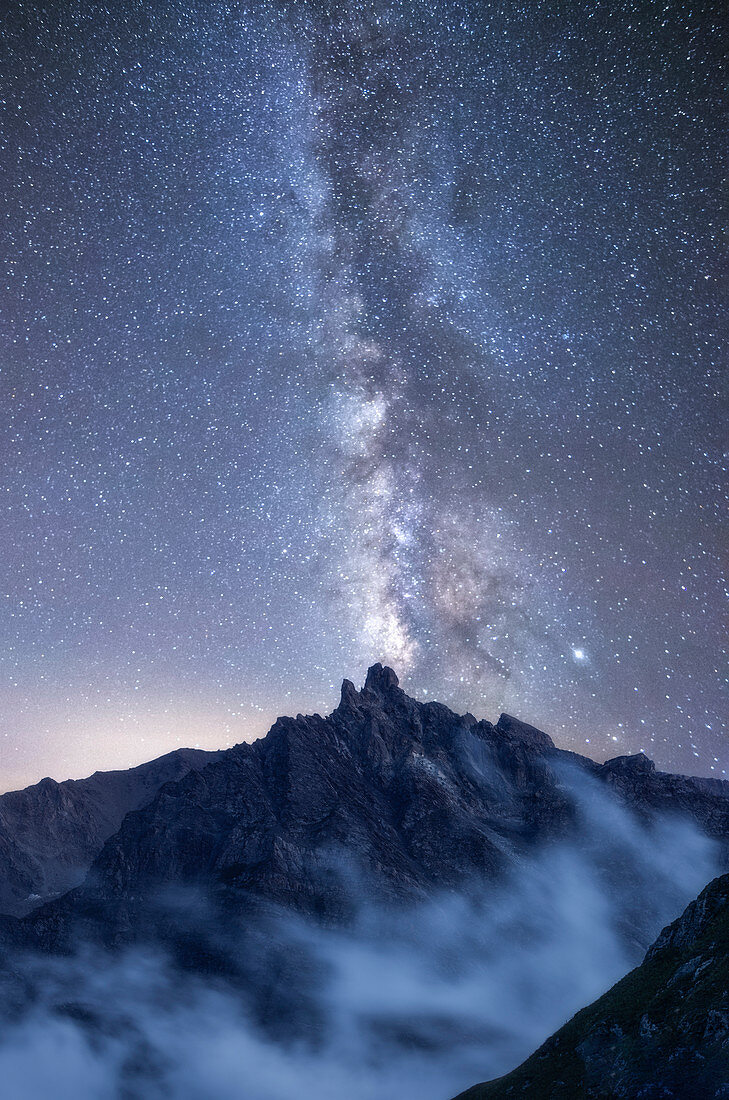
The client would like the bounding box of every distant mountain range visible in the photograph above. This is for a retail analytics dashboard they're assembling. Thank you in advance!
[0,747,221,916]
[1,664,728,1097]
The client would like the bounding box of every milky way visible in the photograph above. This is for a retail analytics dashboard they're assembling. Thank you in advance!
[1,0,727,788]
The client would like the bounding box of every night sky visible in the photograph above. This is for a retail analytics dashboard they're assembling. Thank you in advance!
[2,0,727,790]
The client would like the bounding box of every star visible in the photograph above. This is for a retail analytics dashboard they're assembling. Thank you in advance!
[0,0,725,788]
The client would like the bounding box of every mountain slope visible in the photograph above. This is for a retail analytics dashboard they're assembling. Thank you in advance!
[12,665,729,955]
[456,871,729,1099]
[0,747,221,916]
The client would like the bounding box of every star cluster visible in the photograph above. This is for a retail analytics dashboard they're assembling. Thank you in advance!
[1,0,726,788]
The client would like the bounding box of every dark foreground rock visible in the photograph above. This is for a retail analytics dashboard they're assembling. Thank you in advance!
[455,871,729,1100]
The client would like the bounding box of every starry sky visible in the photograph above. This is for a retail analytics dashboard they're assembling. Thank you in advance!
[1,0,727,790]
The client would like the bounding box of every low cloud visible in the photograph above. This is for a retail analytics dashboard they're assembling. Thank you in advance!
[0,794,719,1099]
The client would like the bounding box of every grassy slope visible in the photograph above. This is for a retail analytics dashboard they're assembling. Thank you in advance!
[454,873,729,1099]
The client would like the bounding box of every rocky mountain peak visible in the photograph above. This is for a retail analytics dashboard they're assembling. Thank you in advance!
[495,712,556,753]
[363,662,401,695]
[602,751,656,775]
[336,664,406,718]
[339,677,360,709]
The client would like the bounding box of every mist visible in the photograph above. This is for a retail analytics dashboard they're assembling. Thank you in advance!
[0,787,719,1100]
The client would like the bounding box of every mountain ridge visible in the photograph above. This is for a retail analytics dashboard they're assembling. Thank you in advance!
[0,746,222,917]
[7,665,729,958]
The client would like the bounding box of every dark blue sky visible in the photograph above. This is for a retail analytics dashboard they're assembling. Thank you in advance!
[1,0,726,788]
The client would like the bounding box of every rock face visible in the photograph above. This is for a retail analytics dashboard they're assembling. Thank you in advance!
[8,665,729,955]
[456,871,729,1100]
[0,747,221,916]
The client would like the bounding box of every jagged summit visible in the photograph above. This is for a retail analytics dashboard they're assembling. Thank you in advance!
[338,663,402,711]
[337,665,556,754]
[338,677,359,709]
[363,662,400,694]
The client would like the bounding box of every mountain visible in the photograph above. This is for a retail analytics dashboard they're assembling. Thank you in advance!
[0,747,221,917]
[1,665,729,1097]
[456,870,729,1100]
[9,664,729,956]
